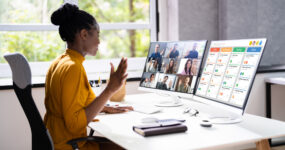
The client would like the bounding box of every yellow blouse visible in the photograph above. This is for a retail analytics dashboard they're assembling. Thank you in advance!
[44,49,98,150]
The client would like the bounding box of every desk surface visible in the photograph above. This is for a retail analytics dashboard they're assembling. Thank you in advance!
[265,77,285,85]
[89,93,285,150]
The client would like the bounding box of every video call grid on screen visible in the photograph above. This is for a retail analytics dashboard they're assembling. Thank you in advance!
[140,40,207,94]
[196,39,267,108]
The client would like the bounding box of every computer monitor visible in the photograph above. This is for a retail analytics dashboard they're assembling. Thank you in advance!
[138,40,208,106]
[193,38,267,123]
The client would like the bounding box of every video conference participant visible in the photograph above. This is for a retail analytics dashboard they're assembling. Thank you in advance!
[156,75,169,90]
[176,76,191,93]
[190,59,199,75]
[141,73,157,88]
[149,43,163,59]
[167,43,180,59]
[165,59,176,74]
[147,59,159,72]
[180,59,193,75]
[45,3,132,150]
[184,43,198,59]
[149,43,164,71]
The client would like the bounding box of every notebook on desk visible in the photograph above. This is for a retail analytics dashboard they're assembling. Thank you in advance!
[133,122,187,137]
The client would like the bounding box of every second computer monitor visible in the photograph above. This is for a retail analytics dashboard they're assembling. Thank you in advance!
[195,38,267,111]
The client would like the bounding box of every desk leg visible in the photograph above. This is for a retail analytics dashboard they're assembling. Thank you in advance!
[266,83,272,118]
[256,139,271,150]
[266,83,273,146]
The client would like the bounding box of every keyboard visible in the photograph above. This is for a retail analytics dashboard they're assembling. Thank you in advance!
[133,105,162,114]
[156,119,186,124]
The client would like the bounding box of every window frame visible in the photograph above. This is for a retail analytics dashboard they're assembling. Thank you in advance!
[0,0,157,84]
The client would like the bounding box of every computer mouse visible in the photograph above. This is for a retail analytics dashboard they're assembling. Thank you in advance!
[141,117,158,123]
[200,119,212,127]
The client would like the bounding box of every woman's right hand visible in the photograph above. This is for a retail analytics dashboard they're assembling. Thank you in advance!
[106,57,128,93]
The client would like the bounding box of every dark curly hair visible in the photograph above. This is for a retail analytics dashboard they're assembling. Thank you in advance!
[51,3,98,43]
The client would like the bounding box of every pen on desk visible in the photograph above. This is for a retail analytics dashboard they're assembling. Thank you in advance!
[92,119,100,122]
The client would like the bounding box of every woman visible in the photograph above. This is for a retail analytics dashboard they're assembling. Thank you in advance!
[181,59,193,75]
[165,59,175,74]
[145,73,156,88]
[148,59,158,72]
[44,4,132,150]
[177,77,190,93]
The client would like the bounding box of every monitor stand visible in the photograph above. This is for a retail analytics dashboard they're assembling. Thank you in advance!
[155,95,183,107]
[185,98,243,124]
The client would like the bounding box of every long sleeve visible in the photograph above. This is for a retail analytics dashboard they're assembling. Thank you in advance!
[60,64,88,135]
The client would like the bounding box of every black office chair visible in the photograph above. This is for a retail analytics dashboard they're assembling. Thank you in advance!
[4,53,110,150]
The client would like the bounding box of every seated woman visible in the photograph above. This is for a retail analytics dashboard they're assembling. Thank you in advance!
[44,3,133,150]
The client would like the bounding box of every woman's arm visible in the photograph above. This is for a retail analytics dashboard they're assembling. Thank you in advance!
[85,58,128,123]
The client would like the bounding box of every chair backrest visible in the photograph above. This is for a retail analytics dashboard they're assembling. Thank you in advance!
[4,53,54,150]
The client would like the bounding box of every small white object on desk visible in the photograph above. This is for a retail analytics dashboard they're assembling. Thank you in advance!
[141,117,158,123]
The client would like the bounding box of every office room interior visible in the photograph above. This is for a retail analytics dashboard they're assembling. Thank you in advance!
[1,0,285,150]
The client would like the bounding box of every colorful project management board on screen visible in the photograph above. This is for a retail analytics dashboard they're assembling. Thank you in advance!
[140,41,207,94]
[196,39,267,108]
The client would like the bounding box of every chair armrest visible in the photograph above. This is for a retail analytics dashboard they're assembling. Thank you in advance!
[67,136,111,150]
[89,129,95,136]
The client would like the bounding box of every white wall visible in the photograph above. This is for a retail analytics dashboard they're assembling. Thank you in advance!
[0,88,44,150]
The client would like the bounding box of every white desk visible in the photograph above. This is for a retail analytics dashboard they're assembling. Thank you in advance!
[89,93,285,150]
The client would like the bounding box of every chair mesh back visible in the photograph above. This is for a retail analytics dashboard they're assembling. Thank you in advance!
[4,53,54,150]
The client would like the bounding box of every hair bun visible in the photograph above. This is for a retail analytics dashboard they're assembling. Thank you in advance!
[51,3,79,26]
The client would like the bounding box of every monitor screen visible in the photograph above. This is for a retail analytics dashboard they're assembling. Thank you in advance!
[195,38,267,109]
[140,40,207,94]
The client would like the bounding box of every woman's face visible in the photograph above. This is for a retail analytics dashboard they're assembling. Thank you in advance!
[150,75,155,81]
[186,61,191,68]
[84,25,100,56]
[170,60,174,67]
[154,60,158,66]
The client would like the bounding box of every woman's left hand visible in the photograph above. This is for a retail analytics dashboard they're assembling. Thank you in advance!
[101,105,134,114]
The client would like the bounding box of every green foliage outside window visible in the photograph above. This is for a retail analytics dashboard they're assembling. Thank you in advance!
[0,0,150,63]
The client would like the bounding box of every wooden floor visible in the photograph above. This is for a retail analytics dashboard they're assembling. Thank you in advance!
[246,145,285,150]
[272,145,285,150]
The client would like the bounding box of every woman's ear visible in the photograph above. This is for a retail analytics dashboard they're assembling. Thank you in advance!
[79,29,89,40]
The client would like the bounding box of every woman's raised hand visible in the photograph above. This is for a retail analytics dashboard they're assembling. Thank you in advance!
[106,57,128,93]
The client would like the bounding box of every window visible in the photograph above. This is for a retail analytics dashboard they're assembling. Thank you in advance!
[0,0,157,84]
